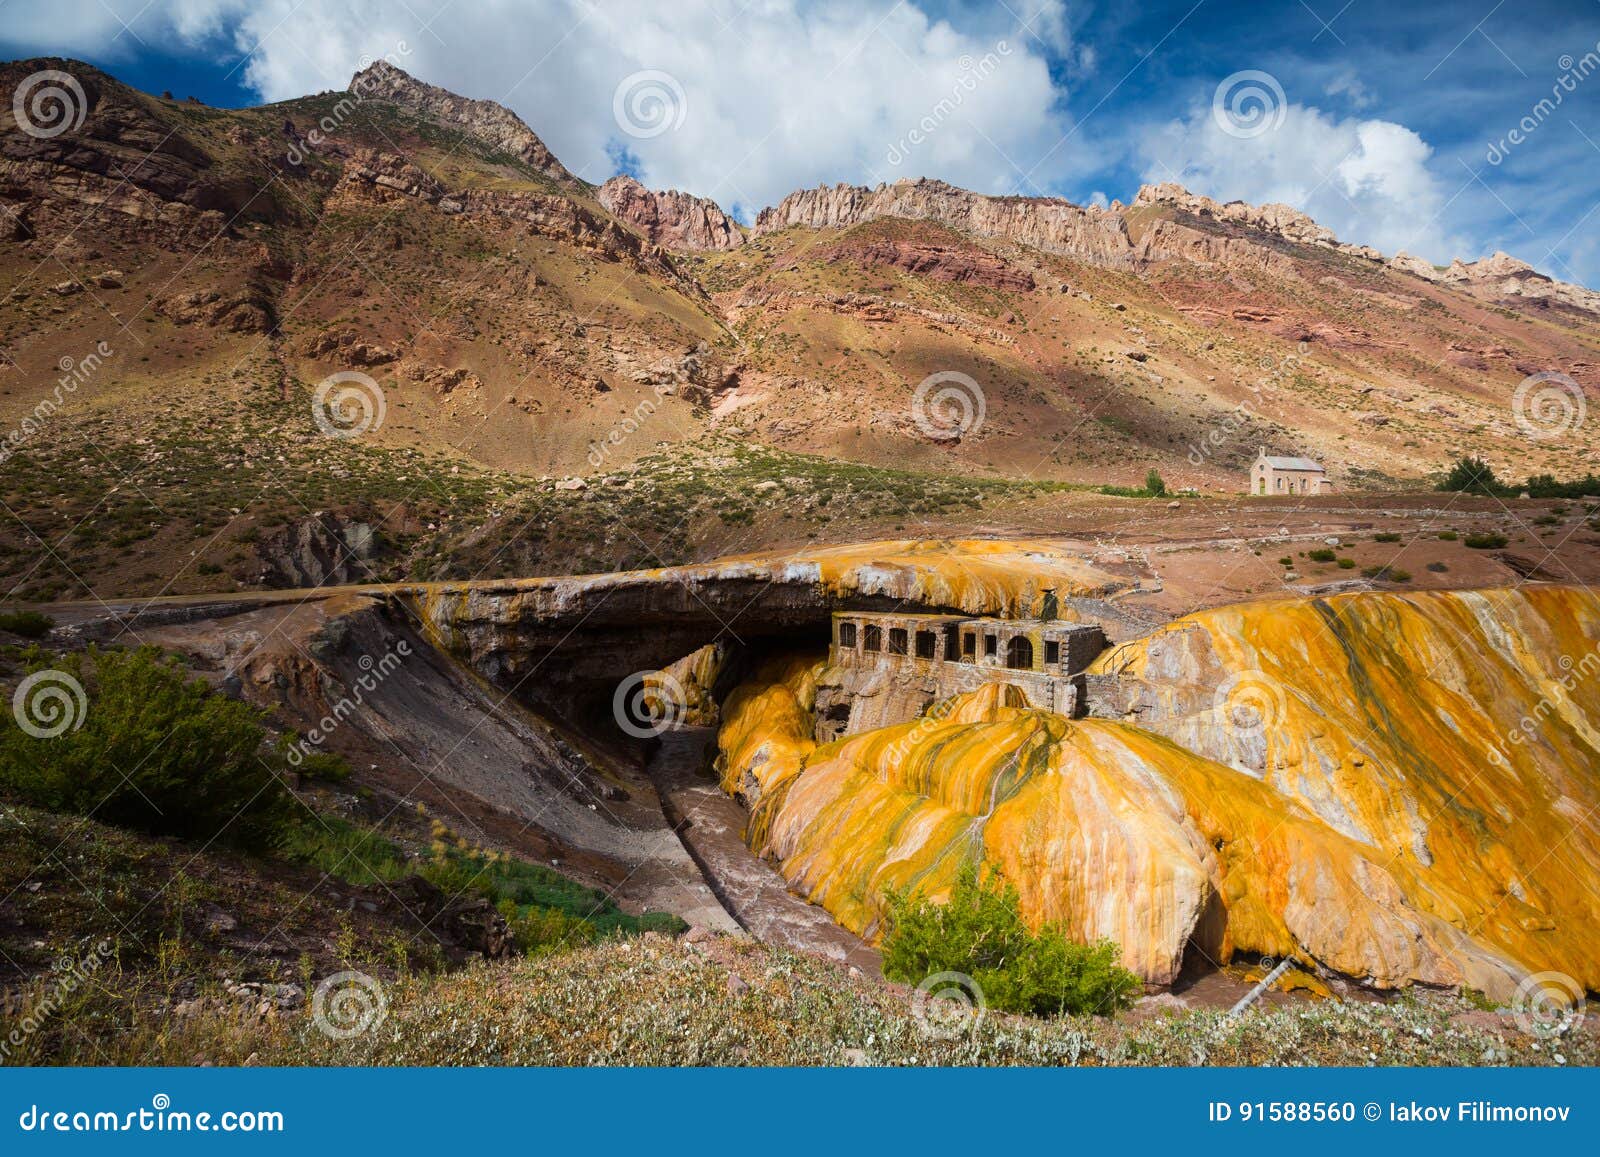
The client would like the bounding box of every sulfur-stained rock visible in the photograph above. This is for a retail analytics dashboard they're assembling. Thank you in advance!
[714,585,1600,1001]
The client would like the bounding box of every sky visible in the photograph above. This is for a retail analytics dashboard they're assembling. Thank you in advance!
[3,0,1599,286]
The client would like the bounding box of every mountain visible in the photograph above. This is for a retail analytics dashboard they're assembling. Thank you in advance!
[1,56,1596,600]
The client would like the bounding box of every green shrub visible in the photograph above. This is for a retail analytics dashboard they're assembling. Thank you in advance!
[1464,533,1508,549]
[0,610,54,638]
[1277,556,1293,567]
[1373,532,1402,543]
[1307,549,1336,563]
[1437,455,1505,496]
[1362,565,1412,582]
[1336,557,1357,569]
[1144,469,1167,498]
[1426,561,1448,573]
[882,862,1140,1018]
[0,647,295,851]
[1438,530,1458,541]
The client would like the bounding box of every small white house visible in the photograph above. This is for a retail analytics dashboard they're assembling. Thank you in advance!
[1253,448,1332,495]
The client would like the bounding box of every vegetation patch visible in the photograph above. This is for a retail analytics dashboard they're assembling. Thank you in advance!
[882,864,1140,1018]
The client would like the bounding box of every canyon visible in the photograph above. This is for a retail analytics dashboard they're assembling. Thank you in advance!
[2,55,1598,1027]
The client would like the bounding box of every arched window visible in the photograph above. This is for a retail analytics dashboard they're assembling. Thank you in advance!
[838,621,857,648]
[1005,636,1034,670]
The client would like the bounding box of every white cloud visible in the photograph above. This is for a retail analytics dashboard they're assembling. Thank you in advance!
[12,0,1077,218]
[1139,92,1466,262]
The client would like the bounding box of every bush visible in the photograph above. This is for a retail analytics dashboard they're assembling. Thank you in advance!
[1438,455,1505,496]
[1464,533,1508,549]
[882,862,1140,1018]
[1426,561,1448,573]
[1336,558,1357,569]
[1373,532,1402,543]
[0,610,54,638]
[1362,565,1412,582]
[1307,549,1336,563]
[1144,469,1167,498]
[0,647,295,851]
[1438,530,1458,541]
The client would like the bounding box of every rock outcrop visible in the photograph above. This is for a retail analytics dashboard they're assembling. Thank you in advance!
[754,178,1139,269]
[349,60,580,187]
[597,175,744,251]
[819,233,1035,290]
[1388,248,1600,315]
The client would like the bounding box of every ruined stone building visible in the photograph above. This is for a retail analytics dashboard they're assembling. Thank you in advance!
[815,608,1107,741]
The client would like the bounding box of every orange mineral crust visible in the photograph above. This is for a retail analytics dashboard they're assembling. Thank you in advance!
[715,586,1600,998]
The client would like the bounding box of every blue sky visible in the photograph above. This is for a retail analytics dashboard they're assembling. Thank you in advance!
[4,0,1598,285]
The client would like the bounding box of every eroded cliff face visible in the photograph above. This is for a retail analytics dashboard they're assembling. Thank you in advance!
[753,178,1139,269]
[714,586,1600,1000]
[597,176,745,251]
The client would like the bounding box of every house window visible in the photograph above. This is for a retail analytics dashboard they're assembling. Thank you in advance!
[863,624,882,652]
[984,635,998,657]
[914,630,937,659]
[888,627,908,655]
[1044,640,1060,666]
[962,633,976,659]
[1276,477,1284,491]
[838,621,857,648]
[1006,637,1034,670]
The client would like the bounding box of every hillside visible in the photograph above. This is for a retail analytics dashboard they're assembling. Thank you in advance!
[0,56,1596,602]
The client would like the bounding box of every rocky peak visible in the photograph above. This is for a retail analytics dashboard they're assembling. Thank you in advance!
[1133,183,1338,247]
[753,178,1136,269]
[349,60,579,187]
[597,175,744,251]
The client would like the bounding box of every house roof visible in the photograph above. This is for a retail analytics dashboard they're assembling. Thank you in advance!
[1260,455,1324,472]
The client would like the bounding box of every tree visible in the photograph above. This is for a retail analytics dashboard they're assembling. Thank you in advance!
[1145,469,1167,497]
[1437,455,1505,496]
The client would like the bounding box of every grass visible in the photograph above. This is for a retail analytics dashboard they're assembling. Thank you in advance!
[11,935,1594,1067]
[280,814,683,939]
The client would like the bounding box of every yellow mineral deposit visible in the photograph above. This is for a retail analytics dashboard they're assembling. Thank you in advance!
[716,584,1600,1001]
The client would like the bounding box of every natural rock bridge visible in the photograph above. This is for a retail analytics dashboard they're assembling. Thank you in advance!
[385,541,1155,726]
